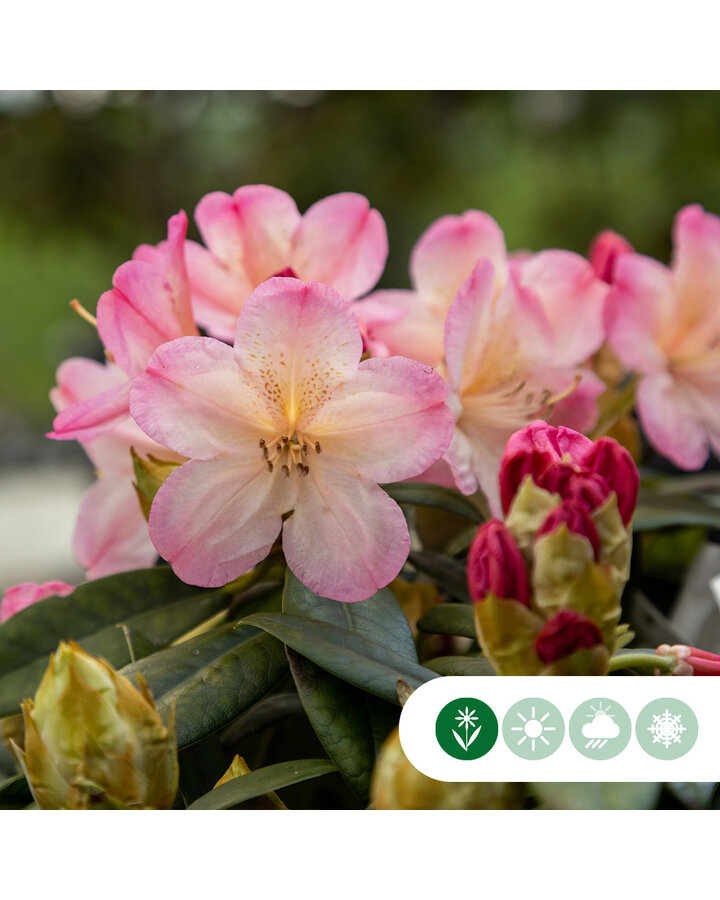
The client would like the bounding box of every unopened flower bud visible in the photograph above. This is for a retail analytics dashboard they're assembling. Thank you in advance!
[656,644,720,676]
[467,520,530,606]
[13,641,178,809]
[588,230,633,284]
[0,581,74,624]
[537,501,600,560]
[580,437,639,526]
[535,610,603,665]
[538,466,609,516]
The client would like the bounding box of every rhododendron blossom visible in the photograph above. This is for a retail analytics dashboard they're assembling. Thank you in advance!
[606,204,720,469]
[130,277,454,602]
[183,186,388,342]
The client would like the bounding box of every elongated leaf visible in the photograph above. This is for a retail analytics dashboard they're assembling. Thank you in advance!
[423,655,496,676]
[0,773,32,810]
[188,759,337,810]
[633,491,720,531]
[0,570,231,717]
[382,482,484,523]
[241,613,438,705]
[408,551,470,602]
[417,604,476,639]
[121,625,288,748]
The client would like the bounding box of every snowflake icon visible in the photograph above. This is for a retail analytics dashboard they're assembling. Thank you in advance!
[648,708,687,749]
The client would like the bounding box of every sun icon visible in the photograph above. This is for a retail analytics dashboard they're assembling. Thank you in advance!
[510,704,557,753]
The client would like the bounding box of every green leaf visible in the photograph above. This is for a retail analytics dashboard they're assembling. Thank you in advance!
[282,572,406,803]
[382,482,484,523]
[633,490,720,531]
[0,568,231,717]
[152,629,288,749]
[416,604,476,639]
[0,774,32,810]
[188,759,338,810]
[423,655,496,676]
[241,613,438,706]
[407,551,470,602]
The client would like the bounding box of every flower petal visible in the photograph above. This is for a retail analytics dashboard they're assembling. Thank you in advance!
[130,336,271,460]
[234,278,363,426]
[148,458,289,588]
[636,373,709,470]
[410,210,507,303]
[184,239,247,341]
[74,477,157,579]
[605,254,674,374]
[361,289,446,367]
[97,259,193,378]
[517,250,607,367]
[443,425,480,495]
[282,462,409,602]
[302,356,454,483]
[195,185,300,284]
[49,378,131,443]
[545,368,605,433]
[292,193,388,300]
[671,204,720,350]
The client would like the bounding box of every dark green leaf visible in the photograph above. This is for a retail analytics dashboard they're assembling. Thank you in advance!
[423,655,496,676]
[0,774,32,810]
[153,629,288,749]
[417,604,476,639]
[282,572,407,803]
[0,568,232,717]
[407,551,470,602]
[241,613,438,705]
[188,758,337,810]
[382,482,484,523]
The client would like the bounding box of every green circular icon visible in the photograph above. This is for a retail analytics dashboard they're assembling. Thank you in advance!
[435,698,498,760]
[569,698,631,760]
[635,698,698,760]
[502,698,565,759]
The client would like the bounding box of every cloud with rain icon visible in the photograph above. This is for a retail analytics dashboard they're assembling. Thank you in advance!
[582,706,619,749]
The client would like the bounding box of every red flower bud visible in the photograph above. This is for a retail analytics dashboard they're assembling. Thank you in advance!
[535,610,603,665]
[656,644,720,676]
[579,437,639,525]
[467,520,530,606]
[588,230,633,284]
[536,501,600,560]
[499,421,593,514]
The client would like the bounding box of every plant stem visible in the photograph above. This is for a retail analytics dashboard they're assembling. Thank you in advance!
[608,652,676,674]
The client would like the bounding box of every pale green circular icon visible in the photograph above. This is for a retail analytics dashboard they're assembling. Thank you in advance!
[635,698,698,760]
[502,698,565,759]
[569,697,631,760]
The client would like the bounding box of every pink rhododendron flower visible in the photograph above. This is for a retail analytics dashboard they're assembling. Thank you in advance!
[49,211,197,443]
[0,581,74,624]
[441,259,572,512]
[182,186,388,341]
[48,212,193,578]
[129,277,454,603]
[606,204,720,469]
[656,644,720,676]
[361,209,607,376]
[50,358,181,578]
[589,229,633,284]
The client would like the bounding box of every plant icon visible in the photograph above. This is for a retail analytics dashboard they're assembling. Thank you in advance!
[453,707,482,752]
[435,698,498,760]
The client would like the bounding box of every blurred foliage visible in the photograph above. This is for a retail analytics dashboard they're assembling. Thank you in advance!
[3,89,720,447]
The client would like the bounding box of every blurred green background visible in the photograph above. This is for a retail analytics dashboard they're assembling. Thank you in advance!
[2,89,720,457]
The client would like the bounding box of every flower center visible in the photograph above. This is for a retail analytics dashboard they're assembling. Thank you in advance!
[259,433,322,477]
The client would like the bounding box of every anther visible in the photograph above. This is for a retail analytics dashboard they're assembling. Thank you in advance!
[302,443,308,455]
[281,465,290,477]
[314,441,322,453]
[303,465,310,475]
[267,461,274,472]
[281,436,289,444]
[259,439,266,447]
[262,447,269,460]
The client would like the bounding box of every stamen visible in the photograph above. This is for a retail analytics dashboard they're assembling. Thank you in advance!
[303,465,310,475]
[281,465,290,477]
[302,443,308,455]
[70,299,98,329]
[267,461,274,472]
[281,435,289,444]
[314,441,322,454]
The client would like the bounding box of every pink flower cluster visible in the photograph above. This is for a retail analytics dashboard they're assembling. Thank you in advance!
[39,187,720,603]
